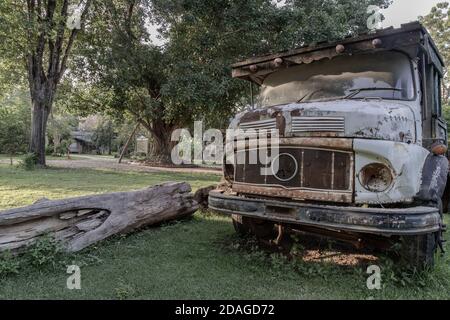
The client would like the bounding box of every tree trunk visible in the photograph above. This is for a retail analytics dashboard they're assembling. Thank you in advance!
[24,0,92,167]
[149,134,174,164]
[145,119,176,165]
[0,182,198,253]
[29,92,52,167]
[53,130,61,154]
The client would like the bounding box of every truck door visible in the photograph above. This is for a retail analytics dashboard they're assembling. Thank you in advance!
[432,71,447,145]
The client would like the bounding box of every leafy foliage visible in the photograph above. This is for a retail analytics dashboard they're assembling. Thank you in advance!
[421,2,450,105]
[154,0,392,129]
[19,153,39,171]
[47,113,78,156]
[25,235,64,268]
[0,235,82,279]
[0,251,20,278]
[92,117,116,154]
[0,0,92,165]
[0,90,31,161]
[65,0,391,162]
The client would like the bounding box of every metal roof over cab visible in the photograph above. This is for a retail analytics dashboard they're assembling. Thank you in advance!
[232,21,445,85]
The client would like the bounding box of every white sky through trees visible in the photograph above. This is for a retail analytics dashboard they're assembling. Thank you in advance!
[148,0,445,45]
[382,0,444,27]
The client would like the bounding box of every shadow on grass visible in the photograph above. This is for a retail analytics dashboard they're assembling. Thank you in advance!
[213,217,450,293]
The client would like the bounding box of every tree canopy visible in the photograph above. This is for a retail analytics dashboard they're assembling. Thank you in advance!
[1,0,392,163]
[0,0,92,165]
[63,0,391,162]
[421,1,450,106]
[0,89,32,162]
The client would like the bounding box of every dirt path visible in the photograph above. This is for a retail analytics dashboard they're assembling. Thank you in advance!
[48,156,222,175]
[0,155,222,175]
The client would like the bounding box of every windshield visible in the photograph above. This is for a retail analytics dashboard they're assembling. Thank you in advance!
[258,52,415,107]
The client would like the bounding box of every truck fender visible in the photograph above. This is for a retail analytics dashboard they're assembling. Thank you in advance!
[416,154,449,208]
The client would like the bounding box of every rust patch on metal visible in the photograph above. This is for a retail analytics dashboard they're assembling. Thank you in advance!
[232,183,352,203]
[275,112,286,137]
[234,138,353,151]
[230,139,354,204]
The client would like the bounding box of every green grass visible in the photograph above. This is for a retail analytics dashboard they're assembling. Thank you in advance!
[0,164,450,299]
[0,165,218,209]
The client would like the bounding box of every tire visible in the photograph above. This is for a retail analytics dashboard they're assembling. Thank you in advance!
[231,214,251,236]
[231,215,275,239]
[248,218,276,239]
[399,233,437,270]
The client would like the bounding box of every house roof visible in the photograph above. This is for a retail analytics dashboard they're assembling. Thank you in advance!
[71,131,93,144]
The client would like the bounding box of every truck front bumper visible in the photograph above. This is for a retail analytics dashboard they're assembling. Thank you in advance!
[208,191,441,236]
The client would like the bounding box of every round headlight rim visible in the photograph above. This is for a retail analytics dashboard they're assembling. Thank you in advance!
[358,162,394,193]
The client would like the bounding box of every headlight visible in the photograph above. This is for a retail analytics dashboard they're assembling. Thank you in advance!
[358,163,393,192]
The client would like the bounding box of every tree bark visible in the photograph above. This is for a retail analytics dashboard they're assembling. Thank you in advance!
[150,133,174,164]
[142,118,176,164]
[29,94,52,166]
[0,182,198,253]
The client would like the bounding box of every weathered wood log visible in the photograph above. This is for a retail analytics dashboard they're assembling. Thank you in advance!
[0,182,198,252]
[193,185,218,211]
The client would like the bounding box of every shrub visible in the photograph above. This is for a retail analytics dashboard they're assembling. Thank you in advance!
[19,153,38,170]
[0,251,21,278]
[45,146,54,156]
[24,235,64,269]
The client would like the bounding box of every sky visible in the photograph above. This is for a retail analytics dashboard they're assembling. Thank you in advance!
[382,0,443,27]
[148,0,444,45]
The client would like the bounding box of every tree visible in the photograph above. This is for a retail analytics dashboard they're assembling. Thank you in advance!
[47,112,77,155]
[92,117,116,155]
[279,0,392,47]
[0,90,32,164]
[155,0,393,129]
[421,2,450,105]
[68,0,391,163]
[71,0,177,162]
[0,0,91,166]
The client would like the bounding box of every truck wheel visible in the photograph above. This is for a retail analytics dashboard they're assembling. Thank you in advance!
[248,218,276,239]
[231,214,251,236]
[231,215,275,239]
[399,233,437,270]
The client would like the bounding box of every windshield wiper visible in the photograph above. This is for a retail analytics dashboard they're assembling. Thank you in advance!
[296,89,322,103]
[296,92,310,103]
[343,87,402,99]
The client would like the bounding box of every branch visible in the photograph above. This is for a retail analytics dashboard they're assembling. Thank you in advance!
[57,0,92,83]
[48,0,69,78]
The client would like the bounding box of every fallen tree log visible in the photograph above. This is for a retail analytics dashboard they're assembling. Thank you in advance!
[193,185,218,211]
[0,182,198,252]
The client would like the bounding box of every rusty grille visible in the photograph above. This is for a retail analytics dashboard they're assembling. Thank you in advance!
[234,147,352,191]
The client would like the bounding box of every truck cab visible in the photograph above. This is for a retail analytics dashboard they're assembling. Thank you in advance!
[209,22,448,269]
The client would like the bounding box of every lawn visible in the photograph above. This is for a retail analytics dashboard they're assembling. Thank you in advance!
[0,163,449,299]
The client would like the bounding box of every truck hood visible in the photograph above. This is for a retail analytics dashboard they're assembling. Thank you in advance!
[231,100,417,143]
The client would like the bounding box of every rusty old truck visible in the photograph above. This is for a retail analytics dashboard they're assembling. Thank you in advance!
[209,22,449,269]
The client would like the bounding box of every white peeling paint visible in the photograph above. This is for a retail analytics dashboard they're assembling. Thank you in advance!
[354,139,429,204]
